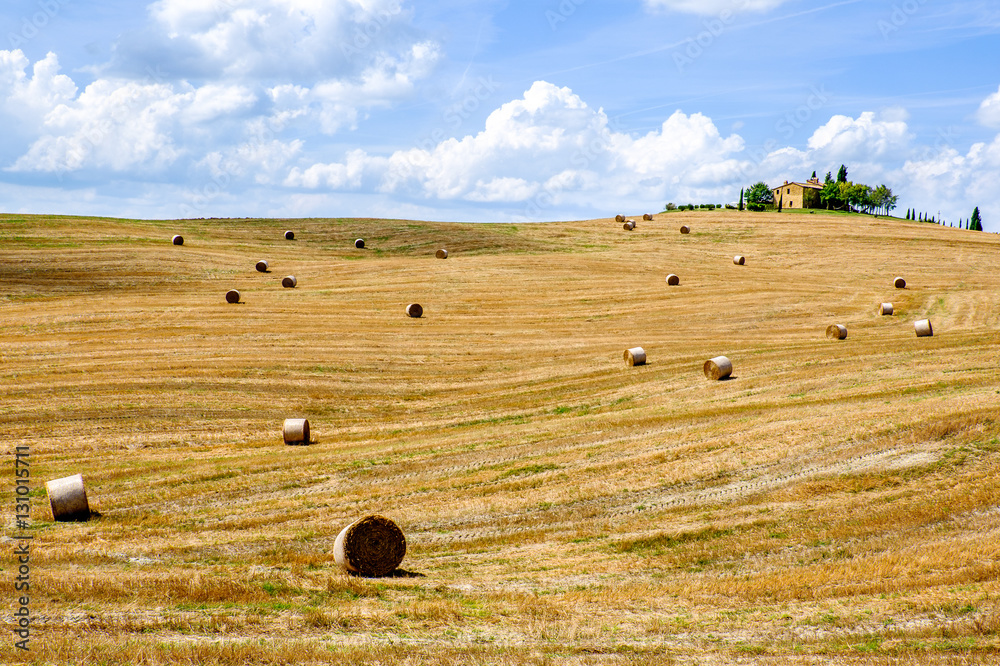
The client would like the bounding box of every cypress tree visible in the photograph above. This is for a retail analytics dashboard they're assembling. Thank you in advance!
[972,206,982,231]
[738,188,744,211]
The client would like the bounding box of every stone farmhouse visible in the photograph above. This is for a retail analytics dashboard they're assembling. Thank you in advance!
[772,176,823,209]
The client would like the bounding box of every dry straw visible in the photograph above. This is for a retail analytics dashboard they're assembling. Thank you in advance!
[334,515,407,577]
[171,235,184,246]
[880,303,893,316]
[826,324,848,340]
[623,221,635,231]
[282,276,297,288]
[46,474,90,522]
[915,319,933,337]
[355,239,365,249]
[226,289,240,304]
[406,303,423,318]
[704,356,733,380]
[680,225,690,234]
[284,230,295,240]
[643,213,653,221]
[665,274,680,286]
[894,276,906,289]
[255,260,269,273]
[734,255,745,265]
[282,418,310,445]
[615,215,625,223]
[624,347,646,366]
[436,249,448,259]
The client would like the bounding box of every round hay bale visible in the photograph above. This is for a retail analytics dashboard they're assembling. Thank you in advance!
[879,303,893,316]
[615,215,625,223]
[624,347,646,366]
[256,260,269,273]
[680,225,690,234]
[334,515,406,577]
[734,255,745,265]
[355,239,365,249]
[915,319,933,337]
[406,303,423,318]
[284,230,295,240]
[643,213,653,221]
[282,275,297,288]
[894,276,906,289]
[704,356,733,380]
[665,274,680,286]
[282,418,310,445]
[46,474,90,522]
[623,221,635,231]
[826,324,848,340]
[436,249,448,259]
[225,289,240,304]
[171,235,184,246]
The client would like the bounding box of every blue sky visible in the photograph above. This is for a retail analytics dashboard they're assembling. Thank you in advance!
[1,0,999,229]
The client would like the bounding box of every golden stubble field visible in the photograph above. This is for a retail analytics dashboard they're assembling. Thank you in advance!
[1,210,999,665]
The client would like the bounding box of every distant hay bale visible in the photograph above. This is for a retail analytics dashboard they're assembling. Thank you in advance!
[284,230,295,240]
[623,221,635,231]
[171,235,184,246]
[665,274,680,286]
[615,215,625,223]
[46,474,90,522]
[894,276,906,289]
[915,319,933,337]
[226,289,240,304]
[256,260,269,273]
[643,213,653,221]
[282,275,297,288]
[406,303,423,318]
[704,356,733,380]
[734,255,745,265]
[282,418,310,445]
[826,324,848,340]
[436,249,448,259]
[879,303,893,316]
[334,515,407,577]
[355,239,365,249]
[624,347,646,366]
[680,225,690,234]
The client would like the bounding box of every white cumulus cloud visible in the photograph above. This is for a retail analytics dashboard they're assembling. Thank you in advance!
[976,85,1000,128]
[645,0,793,15]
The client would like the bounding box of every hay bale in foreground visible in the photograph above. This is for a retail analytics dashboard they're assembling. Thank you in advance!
[643,213,653,221]
[334,515,406,577]
[615,215,625,223]
[915,319,933,337]
[355,239,365,249]
[680,225,690,234]
[880,303,893,316]
[624,347,646,366]
[284,230,295,240]
[623,221,635,231]
[704,356,733,380]
[282,275,297,288]
[436,249,448,259]
[406,303,423,318]
[172,235,184,246]
[734,255,745,265]
[46,474,90,522]
[282,418,310,445]
[225,289,240,304]
[826,324,848,340]
[665,274,680,286]
[894,276,906,289]
[256,260,269,273]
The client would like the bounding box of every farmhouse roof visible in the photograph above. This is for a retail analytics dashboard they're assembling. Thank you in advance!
[774,179,823,191]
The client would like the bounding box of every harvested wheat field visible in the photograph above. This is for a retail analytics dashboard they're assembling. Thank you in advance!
[2,210,999,665]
